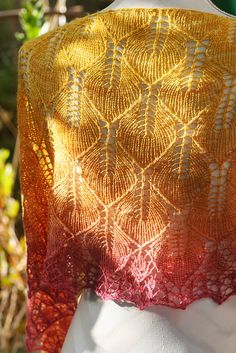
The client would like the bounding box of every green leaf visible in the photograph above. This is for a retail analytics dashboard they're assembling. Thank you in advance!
[5,197,19,218]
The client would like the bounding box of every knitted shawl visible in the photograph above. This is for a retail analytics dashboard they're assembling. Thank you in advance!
[17,7,236,353]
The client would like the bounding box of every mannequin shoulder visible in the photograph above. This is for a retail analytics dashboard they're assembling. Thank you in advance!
[17,15,93,102]
[18,15,91,64]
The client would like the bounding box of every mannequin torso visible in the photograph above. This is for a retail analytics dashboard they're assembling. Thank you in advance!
[61,1,236,352]
[98,0,236,17]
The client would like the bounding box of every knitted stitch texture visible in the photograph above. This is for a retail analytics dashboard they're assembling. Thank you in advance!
[17,7,236,353]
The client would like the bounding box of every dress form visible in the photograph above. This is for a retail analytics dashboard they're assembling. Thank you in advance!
[98,0,236,17]
[61,1,236,353]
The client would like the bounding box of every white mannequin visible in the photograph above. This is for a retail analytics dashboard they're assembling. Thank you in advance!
[98,0,236,18]
[62,1,236,353]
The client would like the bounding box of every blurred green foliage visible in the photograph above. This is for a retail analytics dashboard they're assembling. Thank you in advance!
[0,1,48,352]
[15,0,46,42]
[0,148,26,353]
[0,149,19,215]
